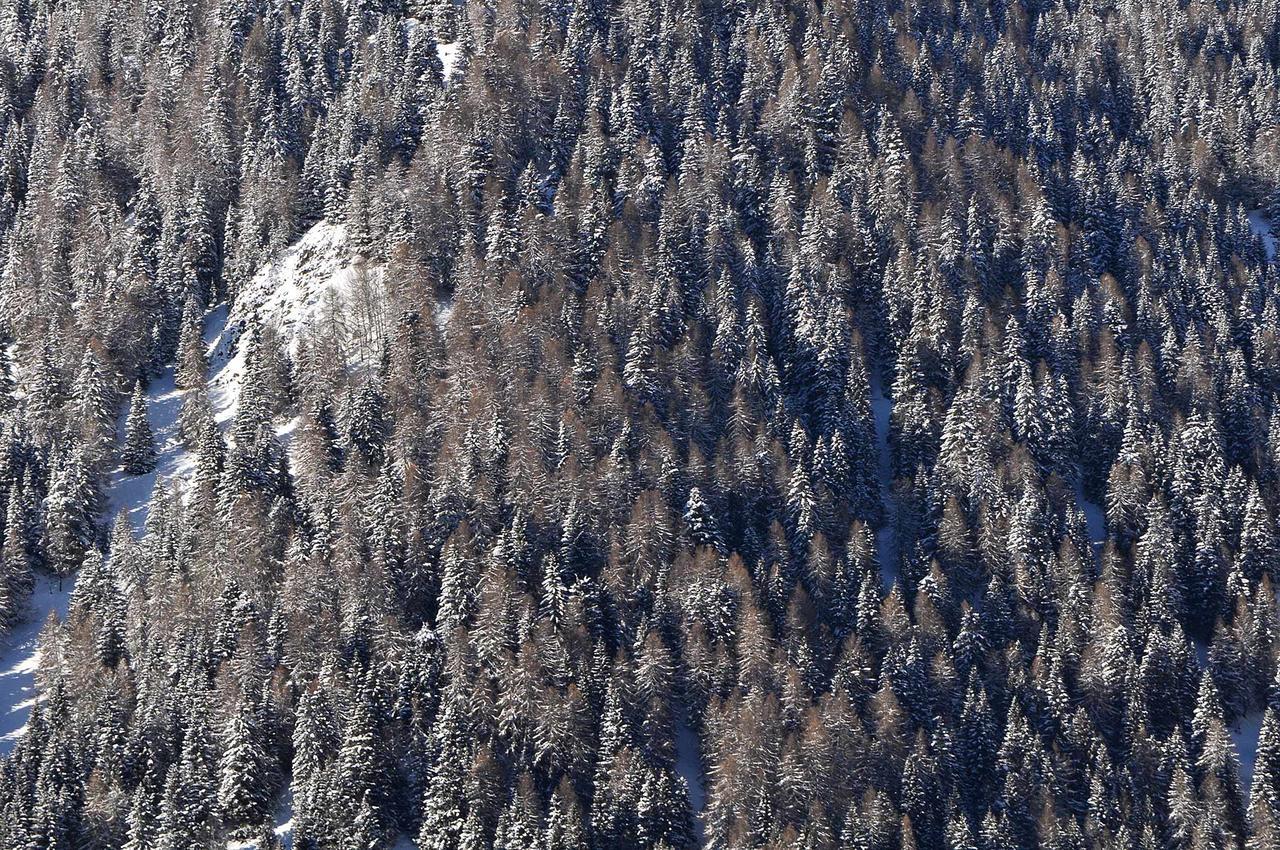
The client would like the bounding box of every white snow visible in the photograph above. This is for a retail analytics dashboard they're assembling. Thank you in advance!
[402,14,462,86]
[1234,711,1265,792]
[204,303,244,427]
[108,304,236,528]
[675,714,705,841]
[1074,483,1106,559]
[870,378,897,586]
[0,574,73,753]
[437,42,462,84]
[434,293,455,329]
[222,222,372,360]
[108,369,196,532]
[275,415,302,441]
[209,221,386,427]
[1193,639,1209,669]
[1249,209,1276,261]
[1191,646,1262,790]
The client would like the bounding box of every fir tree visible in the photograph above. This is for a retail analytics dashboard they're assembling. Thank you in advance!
[121,381,156,475]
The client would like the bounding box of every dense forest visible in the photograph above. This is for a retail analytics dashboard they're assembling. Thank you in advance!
[2,0,1280,847]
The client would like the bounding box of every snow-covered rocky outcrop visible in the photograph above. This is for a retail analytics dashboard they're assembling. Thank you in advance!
[209,220,387,426]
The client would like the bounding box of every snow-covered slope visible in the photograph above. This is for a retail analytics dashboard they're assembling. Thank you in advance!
[226,789,295,850]
[0,220,377,756]
[1235,711,1265,793]
[0,334,207,754]
[403,15,465,86]
[0,575,73,752]
[1075,484,1106,558]
[209,220,385,426]
[220,222,378,359]
[675,714,705,842]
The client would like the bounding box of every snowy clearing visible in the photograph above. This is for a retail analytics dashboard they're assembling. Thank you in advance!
[226,788,295,849]
[221,222,381,360]
[1074,483,1106,559]
[434,292,455,329]
[109,366,195,532]
[210,221,386,425]
[438,42,463,84]
[402,15,463,87]
[1249,209,1276,261]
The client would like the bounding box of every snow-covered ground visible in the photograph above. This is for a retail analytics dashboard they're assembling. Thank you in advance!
[0,574,73,752]
[403,15,464,87]
[0,339,204,754]
[434,292,455,329]
[1234,711,1265,793]
[870,378,897,586]
[437,42,462,84]
[1249,209,1276,261]
[675,714,705,841]
[108,368,196,532]
[1074,483,1106,559]
[220,223,378,360]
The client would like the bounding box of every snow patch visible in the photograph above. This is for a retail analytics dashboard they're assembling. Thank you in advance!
[402,15,462,86]
[221,220,383,358]
[108,367,195,532]
[226,788,295,849]
[1234,711,1265,792]
[675,714,705,841]
[438,42,462,84]
[434,293,455,329]
[870,378,898,586]
[1249,209,1276,261]
[1193,638,1209,669]
[1074,483,1106,559]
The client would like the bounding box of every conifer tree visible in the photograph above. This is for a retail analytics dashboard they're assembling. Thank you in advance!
[121,381,157,475]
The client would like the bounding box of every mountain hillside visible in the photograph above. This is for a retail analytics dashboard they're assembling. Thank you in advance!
[3,0,1280,848]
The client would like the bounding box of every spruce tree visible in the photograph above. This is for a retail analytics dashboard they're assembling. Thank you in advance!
[121,381,157,475]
